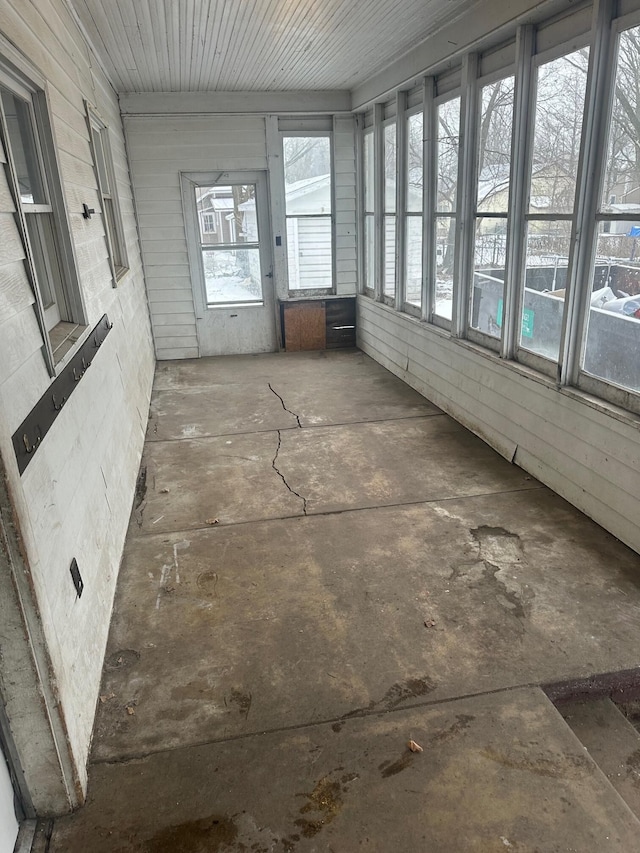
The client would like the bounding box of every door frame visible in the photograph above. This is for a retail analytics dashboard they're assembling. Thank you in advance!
[181,170,279,355]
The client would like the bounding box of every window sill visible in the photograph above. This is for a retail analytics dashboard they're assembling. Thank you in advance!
[50,322,86,365]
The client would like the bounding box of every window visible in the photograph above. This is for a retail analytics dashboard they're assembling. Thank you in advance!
[283,135,333,292]
[87,107,128,282]
[0,62,84,369]
[201,213,216,233]
[405,110,423,309]
[519,46,589,364]
[363,127,375,293]
[433,95,460,323]
[383,120,397,299]
[194,183,263,305]
[581,23,640,398]
[470,75,515,344]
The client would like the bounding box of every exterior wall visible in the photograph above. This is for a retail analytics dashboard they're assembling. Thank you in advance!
[125,113,267,360]
[0,0,154,811]
[358,297,640,555]
[334,115,357,297]
[124,111,358,359]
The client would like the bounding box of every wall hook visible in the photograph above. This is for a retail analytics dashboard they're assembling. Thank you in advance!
[52,393,66,411]
[82,203,95,219]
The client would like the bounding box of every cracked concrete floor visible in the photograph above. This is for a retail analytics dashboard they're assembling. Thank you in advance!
[49,349,640,851]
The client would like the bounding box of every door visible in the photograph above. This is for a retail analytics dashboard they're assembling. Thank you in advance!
[182,171,277,356]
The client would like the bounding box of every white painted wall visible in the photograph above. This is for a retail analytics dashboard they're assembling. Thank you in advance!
[124,109,358,359]
[0,0,154,809]
[358,297,640,555]
[0,750,17,853]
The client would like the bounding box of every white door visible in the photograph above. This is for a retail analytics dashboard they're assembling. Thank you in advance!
[182,171,277,356]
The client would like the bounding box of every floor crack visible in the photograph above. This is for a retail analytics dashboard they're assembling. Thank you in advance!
[269,382,302,428]
[272,429,307,515]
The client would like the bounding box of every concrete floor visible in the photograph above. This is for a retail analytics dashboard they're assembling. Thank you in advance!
[49,349,640,851]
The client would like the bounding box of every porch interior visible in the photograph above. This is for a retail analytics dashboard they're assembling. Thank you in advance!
[45,349,640,851]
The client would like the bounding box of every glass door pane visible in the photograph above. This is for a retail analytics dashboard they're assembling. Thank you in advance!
[195,183,263,304]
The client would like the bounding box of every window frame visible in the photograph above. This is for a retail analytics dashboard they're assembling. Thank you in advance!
[513,34,592,379]
[573,8,640,414]
[466,65,517,354]
[403,101,425,317]
[0,49,85,374]
[431,86,463,331]
[86,103,129,284]
[281,129,335,297]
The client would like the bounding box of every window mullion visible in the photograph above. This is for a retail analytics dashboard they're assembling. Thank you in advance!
[502,24,535,360]
[452,53,479,338]
[563,0,616,387]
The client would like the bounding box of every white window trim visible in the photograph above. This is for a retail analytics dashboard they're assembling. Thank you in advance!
[85,102,129,285]
[0,46,86,375]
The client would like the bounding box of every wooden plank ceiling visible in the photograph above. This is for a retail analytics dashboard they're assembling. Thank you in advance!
[68,0,478,93]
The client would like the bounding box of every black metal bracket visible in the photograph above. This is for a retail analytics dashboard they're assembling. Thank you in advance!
[12,314,112,475]
[69,558,84,598]
[82,203,95,219]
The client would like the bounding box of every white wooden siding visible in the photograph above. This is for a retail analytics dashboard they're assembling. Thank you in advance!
[358,297,640,554]
[124,113,267,359]
[0,0,154,810]
[334,116,357,295]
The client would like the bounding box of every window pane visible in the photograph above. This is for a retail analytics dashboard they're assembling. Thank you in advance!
[405,215,422,306]
[470,216,507,338]
[196,185,256,246]
[519,220,572,359]
[364,214,375,290]
[384,122,396,213]
[364,130,374,213]
[203,247,262,303]
[92,128,110,194]
[284,136,331,214]
[437,97,460,213]
[435,215,456,319]
[0,88,47,204]
[286,216,332,289]
[384,214,396,296]
[477,77,514,214]
[406,112,423,213]
[582,221,640,393]
[529,48,589,215]
[601,25,640,213]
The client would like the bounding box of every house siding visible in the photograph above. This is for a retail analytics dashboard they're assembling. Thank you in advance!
[357,296,640,555]
[0,0,154,810]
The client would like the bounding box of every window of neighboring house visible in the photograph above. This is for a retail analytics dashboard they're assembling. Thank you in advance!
[433,94,461,324]
[0,63,84,369]
[405,110,423,309]
[283,134,333,292]
[469,74,515,344]
[87,106,128,282]
[201,213,216,233]
[383,120,396,300]
[580,22,640,400]
[519,45,589,365]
